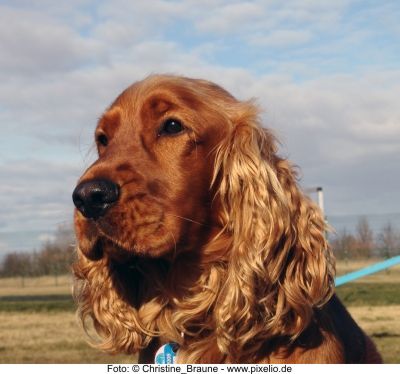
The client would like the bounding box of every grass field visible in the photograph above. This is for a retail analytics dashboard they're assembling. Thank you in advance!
[0,275,133,363]
[0,262,399,363]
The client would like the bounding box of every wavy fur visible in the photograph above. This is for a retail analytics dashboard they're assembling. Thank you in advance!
[211,103,335,360]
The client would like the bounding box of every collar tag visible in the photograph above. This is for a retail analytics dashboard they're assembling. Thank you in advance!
[154,343,178,364]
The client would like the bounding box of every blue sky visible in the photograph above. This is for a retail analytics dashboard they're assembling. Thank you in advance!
[0,0,399,253]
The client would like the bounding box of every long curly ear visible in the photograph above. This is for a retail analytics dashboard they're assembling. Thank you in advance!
[72,251,163,354]
[212,101,335,361]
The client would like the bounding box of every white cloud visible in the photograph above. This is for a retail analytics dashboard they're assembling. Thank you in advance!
[260,72,400,158]
[195,2,265,35]
[0,5,105,76]
[249,29,313,47]
[193,0,351,38]
[37,233,55,243]
[0,241,8,251]
[0,159,81,232]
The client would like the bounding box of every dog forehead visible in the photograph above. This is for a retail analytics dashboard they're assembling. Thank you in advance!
[106,80,186,116]
[111,74,236,109]
[99,75,238,135]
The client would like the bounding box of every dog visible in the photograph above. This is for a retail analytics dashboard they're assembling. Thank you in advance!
[72,75,382,363]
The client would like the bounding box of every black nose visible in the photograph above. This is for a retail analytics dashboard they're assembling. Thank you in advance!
[72,179,120,219]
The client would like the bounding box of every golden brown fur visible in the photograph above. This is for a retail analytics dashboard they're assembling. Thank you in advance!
[73,75,381,363]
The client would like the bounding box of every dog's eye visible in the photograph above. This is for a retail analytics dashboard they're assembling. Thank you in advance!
[97,134,108,146]
[159,118,184,136]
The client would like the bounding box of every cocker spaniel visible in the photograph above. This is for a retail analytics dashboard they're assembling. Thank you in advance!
[72,75,381,363]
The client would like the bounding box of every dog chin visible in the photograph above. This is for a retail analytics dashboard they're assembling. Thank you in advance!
[78,237,104,261]
[80,234,174,262]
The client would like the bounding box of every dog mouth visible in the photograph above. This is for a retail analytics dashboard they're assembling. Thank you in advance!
[77,217,175,262]
[83,235,143,263]
[74,197,181,261]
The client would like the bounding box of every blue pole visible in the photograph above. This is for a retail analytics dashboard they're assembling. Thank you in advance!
[335,255,400,286]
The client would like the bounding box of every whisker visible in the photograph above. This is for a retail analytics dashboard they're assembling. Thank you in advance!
[166,213,209,227]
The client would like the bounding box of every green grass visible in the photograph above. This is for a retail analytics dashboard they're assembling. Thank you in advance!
[0,294,74,312]
[1,282,398,312]
[336,282,400,306]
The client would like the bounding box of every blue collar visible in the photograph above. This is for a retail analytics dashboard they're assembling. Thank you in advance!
[154,342,179,364]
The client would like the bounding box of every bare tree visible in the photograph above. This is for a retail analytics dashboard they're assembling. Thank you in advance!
[354,216,374,258]
[378,223,400,258]
[0,223,75,279]
[330,228,357,260]
[1,252,33,285]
